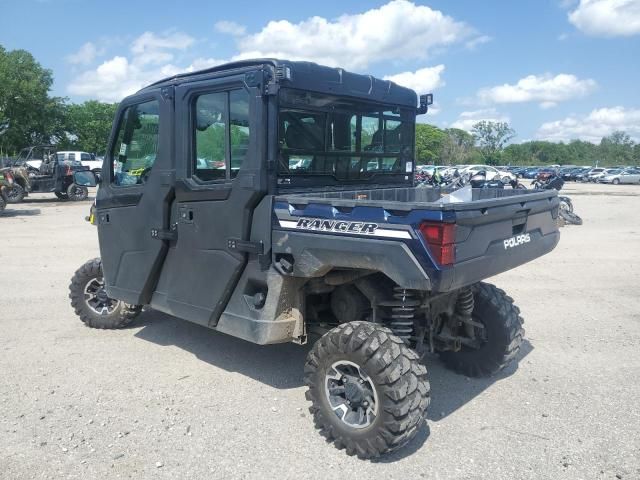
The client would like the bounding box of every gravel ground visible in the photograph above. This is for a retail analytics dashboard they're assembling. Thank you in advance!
[1,183,639,480]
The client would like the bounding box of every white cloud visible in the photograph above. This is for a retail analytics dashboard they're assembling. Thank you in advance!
[232,0,475,70]
[476,73,597,107]
[66,42,102,65]
[537,106,640,143]
[184,57,226,72]
[384,65,445,94]
[450,108,510,132]
[68,31,203,102]
[130,31,195,55]
[568,0,640,36]
[465,35,492,50]
[214,20,247,36]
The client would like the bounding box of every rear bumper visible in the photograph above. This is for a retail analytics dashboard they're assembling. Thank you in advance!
[431,230,560,292]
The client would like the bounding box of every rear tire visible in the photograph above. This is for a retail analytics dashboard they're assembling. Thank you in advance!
[6,184,25,203]
[0,194,6,212]
[612,178,620,185]
[304,321,430,459]
[439,283,524,377]
[69,258,142,329]
[55,191,68,200]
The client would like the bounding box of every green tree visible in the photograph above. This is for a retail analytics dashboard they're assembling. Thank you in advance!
[62,101,118,154]
[471,121,516,165]
[414,123,446,164]
[0,45,66,154]
[440,128,475,165]
[599,131,635,166]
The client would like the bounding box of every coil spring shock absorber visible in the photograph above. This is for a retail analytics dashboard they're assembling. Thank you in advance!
[386,286,418,343]
[455,287,474,319]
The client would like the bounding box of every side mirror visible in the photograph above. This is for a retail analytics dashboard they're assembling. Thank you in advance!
[417,93,434,114]
[73,170,97,187]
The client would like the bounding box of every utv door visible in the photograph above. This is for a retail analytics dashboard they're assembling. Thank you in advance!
[96,89,174,305]
[150,73,267,327]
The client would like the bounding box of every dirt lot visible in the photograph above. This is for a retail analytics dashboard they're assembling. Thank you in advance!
[1,183,639,480]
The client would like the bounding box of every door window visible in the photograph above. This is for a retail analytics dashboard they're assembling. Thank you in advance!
[111,100,160,186]
[194,89,250,182]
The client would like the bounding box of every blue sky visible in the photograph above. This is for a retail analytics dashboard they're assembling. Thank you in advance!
[1,0,639,143]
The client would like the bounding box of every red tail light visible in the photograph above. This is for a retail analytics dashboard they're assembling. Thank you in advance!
[419,221,456,266]
[5,171,14,185]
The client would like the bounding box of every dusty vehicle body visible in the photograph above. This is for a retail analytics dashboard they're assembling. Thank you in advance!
[0,169,14,211]
[69,59,560,459]
[2,164,31,203]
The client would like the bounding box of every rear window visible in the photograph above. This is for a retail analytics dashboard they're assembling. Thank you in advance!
[277,89,414,189]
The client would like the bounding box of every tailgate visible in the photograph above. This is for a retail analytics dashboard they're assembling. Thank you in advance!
[432,191,560,291]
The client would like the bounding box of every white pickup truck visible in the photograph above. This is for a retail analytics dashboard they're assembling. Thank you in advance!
[56,151,103,174]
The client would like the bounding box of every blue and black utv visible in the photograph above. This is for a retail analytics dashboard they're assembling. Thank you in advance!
[69,59,560,459]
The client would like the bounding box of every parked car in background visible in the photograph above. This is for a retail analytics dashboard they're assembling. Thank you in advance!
[563,167,587,181]
[56,151,103,175]
[584,167,606,182]
[460,164,516,182]
[520,167,541,179]
[591,168,618,182]
[600,168,640,184]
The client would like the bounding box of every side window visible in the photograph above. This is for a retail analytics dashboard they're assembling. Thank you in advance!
[81,153,91,161]
[68,153,76,161]
[111,100,160,186]
[194,89,250,182]
[229,89,250,179]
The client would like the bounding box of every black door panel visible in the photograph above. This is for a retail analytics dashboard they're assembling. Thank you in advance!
[96,91,174,305]
[149,72,267,326]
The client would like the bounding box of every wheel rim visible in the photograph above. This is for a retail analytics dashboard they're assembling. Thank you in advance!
[7,187,21,200]
[324,360,379,429]
[83,277,120,315]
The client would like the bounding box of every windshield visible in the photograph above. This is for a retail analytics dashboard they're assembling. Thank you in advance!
[17,148,30,160]
[277,89,415,190]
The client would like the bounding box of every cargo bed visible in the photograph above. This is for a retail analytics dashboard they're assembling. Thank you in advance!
[272,186,560,292]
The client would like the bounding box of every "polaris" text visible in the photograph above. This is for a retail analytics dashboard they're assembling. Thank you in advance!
[503,233,531,249]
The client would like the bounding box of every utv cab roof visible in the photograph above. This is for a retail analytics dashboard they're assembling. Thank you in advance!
[138,58,418,109]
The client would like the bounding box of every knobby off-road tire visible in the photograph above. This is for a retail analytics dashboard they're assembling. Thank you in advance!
[67,183,88,201]
[69,258,141,329]
[304,321,430,459]
[0,194,6,212]
[559,209,583,225]
[6,184,25,203]
[439,282,524,377]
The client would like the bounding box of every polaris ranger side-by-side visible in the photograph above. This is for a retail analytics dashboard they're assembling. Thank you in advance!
[69,59,560,459]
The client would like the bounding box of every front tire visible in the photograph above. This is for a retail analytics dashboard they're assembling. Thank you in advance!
[6,184,25,203]
[54,191,68,200]
[612,178,620,185]
[0,194,6,212]
[69,258,141,329]
[304,321,430,459]
[439,283,524,377]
